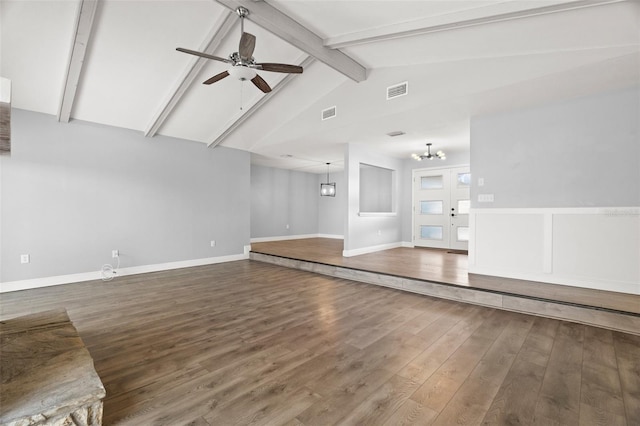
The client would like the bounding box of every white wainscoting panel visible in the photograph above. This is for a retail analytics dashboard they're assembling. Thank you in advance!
[553,213,639,286]
[473,213,545,275]
[469,207,640,295]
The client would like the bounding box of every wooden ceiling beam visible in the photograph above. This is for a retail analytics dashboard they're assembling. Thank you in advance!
[145,10,237,137]
[57,0,98,123]
[324,0,625,49]
[214,0,367,82]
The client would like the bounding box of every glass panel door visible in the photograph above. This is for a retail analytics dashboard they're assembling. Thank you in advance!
[413,170,450,249]
[421,225,443,240]
[420,200,443,215]
[449,167,471,250]
[413,167,470,250]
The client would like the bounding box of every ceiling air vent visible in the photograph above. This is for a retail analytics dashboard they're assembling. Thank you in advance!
[387,81,408,100]
[321,106,337,121]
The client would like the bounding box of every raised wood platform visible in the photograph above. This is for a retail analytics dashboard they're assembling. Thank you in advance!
[251,238,640,335]
[0,309,106,426]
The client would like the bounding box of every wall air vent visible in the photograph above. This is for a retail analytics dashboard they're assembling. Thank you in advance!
[387,131,405,137]
[321,106,337,121]
[386,81,408,100]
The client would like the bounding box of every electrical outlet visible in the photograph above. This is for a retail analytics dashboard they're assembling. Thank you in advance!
[210,240,216,247]
[112,250,119,258]
[377,230,382,236]
[286,224,290,230]
[20,254,30,264]
[478,178,485,186]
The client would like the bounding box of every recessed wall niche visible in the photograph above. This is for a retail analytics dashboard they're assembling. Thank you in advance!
[359,163,394,213]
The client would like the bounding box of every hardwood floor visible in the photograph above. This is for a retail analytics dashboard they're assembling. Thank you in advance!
[1,260,639,425]
[251,238,640,315]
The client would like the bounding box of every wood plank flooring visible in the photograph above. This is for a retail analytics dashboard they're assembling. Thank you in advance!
[1,260,639,425]
[251,238,640,315]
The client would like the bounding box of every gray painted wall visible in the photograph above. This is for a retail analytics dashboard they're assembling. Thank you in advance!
[250,165,319,238]
[0,109,250,282]
[470,88,640,208]
[345,143,405,251]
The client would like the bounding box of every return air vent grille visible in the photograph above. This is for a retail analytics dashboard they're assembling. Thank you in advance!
[321,106,337,121]
[387,81,408,100]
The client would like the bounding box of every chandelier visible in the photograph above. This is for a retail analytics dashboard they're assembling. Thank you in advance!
[412,143,446,161]
[320,162,336,197]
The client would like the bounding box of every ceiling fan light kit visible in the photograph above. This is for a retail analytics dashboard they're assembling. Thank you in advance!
[176,7,303,94]
[412,143,446,161]
[228,66,256,81]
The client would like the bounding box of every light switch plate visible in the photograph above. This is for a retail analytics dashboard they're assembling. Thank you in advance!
[478,193,494,202]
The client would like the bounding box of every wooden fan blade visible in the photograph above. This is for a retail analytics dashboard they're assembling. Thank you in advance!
[239,32,256,60]
[176,47,230,63]
[203,71,230,85]
[251,74,272,93]
[256,63,303,74]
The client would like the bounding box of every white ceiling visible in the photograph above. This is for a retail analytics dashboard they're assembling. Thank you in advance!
[1,0,638,173]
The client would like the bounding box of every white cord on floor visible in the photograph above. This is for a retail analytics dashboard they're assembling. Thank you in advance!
[101,255,120,282]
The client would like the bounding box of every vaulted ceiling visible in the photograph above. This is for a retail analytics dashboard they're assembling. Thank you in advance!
[2,0,638,172]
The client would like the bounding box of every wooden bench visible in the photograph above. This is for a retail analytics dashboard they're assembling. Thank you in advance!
[0,309,106,426]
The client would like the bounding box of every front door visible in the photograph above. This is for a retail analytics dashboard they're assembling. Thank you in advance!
[413,167,470,250]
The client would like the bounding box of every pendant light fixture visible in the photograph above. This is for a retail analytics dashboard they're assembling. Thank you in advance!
[412,143,446,161]
[320,162,336,197]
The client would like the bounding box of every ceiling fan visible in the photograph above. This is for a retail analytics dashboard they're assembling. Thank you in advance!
[176,7,303,93]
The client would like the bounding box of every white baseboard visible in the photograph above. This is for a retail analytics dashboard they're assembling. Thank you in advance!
[401,241,414,248]
[317,234,344,240]
[0,271,104,294]
[0,252,249,293]
[343,242,402,257]
[251,234,344,243]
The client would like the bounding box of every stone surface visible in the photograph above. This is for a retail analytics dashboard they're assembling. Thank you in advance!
[0,309,106,425]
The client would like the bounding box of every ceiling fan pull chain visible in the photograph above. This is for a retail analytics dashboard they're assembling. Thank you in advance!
[240,81,243,111]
